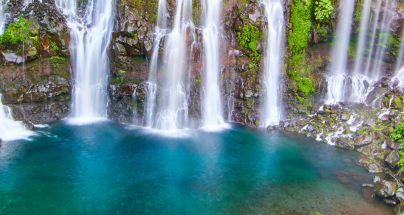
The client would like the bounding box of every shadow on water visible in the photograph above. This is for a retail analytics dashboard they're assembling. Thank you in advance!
[0,121,394,214]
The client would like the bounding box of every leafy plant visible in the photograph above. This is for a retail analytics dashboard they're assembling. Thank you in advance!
[50,41,59,51]
[0,15,31,44]
[314,0,333,21]
[391,124,404,170]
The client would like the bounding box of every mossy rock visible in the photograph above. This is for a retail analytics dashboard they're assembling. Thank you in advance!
[392,97,402,109]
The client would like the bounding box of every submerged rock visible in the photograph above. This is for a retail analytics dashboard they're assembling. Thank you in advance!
[375,180,397,197]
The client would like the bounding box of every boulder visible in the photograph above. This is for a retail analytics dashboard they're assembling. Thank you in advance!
[390,110,399,119]
[341,113,348,121]
[380,114,389,121]
[307,125,315,132]
[387,138,400,150]
[375,180,398,197]
[395,203,404,215]
[385,151,400,168]
[358,143,383,156]
[368,162,383,173]
[364,119,376,127]
[374,130,382,140]
[354,134,373,147]
[396,188,404,202]
[392,97,402,109]
[335,138,354,150]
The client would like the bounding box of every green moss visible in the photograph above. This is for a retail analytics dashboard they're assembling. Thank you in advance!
[130,0,158,23]
[296,95,305,103]
[296,77,314,95]
[237,24,262,65]
[195,77,201,84]
[50,41,59,51]
[289,0,312,54]
[49,56,66,63]
[0,15,31,44]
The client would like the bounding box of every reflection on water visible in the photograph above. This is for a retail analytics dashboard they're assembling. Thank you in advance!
[0,121,393,214]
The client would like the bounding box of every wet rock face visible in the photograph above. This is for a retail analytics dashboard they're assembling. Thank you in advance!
[107,84,147,125]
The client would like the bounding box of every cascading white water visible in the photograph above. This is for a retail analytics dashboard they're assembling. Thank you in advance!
[353,0,371,76]
[201,0,224,128]
[0,0,9,34]
[0,95,34,141]
[155,0,194,130]
[55,0,114,123]
[145,0,168,128]
[368,0,394,78]
[325,0,355,104]
[330,0,355,74]
[262,0,283,126]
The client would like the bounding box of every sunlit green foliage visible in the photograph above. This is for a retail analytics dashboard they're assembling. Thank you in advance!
[314,0,333,20]
[0,15,31,44]
[237,24,262,67]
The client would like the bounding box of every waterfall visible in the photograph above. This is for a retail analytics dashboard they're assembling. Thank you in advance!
[353,0,371,76]
[0,0,9,34]
[155,0,194,130]
[367,0,394,78]
[262,0,283,126]
[0,95,34,141]
[55,0,114,123]
[145,0,168,128]
[325,0,355,104]
[201,0,225,128]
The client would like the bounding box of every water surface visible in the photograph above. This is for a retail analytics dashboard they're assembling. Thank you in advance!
[0,121,393,214]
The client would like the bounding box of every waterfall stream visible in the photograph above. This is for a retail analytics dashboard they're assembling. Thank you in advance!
[145,0,168,128]
[201,0,225,128]
[0,95,34,141]
[325,0,355,104]
[262,0,283,126]
[155,0,195,130]
[55,0,114,124]
[0,0,9,34]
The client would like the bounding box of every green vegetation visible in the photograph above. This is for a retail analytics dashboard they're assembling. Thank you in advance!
[50,41,59,51]
[288,0,312,57]
[391,124,404,170]
[314,0,333,20]
[130,0,158,22]
[237,24,262,67]
[0,15,31,44]
[195,77,201,84]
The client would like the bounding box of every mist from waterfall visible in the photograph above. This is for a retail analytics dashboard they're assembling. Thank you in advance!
[0,95,34,141]
[155,0,194,130]
[55,0,114,123]
[262,0,283,126]
[201,0,225,128]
